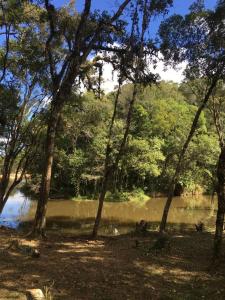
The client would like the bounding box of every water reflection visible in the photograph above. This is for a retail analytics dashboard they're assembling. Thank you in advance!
[0,191,217,234]
[0,190,31,228]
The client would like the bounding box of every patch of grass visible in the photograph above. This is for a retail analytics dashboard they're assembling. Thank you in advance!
[129,188,150,203]
[69,188,150,203]
[105,190,130,202]
[105,188,150,203]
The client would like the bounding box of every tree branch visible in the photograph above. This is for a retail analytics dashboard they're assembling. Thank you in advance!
[45,0,58,87]
[74,0,92,44]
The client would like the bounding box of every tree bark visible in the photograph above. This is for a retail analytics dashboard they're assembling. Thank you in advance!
[92,169,111,238]
[214,146,225,258]
[32,101,62,236]
[0,157,11,213]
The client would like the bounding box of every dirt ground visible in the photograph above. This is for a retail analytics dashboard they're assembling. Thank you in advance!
[0,227,225,300]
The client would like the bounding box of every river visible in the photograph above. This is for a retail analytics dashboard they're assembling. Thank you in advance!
[0,190,217,235]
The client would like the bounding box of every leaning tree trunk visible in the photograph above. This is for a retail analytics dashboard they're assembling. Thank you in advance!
[214,146,225,258]
[0,140,20,214]
[92,0,149,238]
[92,168,111,238]
[92,83,138,238]
[32,101,62,236]
[92,85,121,238]
[0,159,11,214]
[159,77,219,233]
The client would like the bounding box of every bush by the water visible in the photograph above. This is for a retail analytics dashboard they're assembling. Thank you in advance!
[105,189,149,202]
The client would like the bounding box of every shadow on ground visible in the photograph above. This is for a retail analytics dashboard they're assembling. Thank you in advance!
[0,222,225,300]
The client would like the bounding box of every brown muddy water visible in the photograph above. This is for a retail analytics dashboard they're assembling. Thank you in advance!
[0,190,217,235]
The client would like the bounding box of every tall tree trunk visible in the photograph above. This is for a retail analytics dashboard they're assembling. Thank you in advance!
[92,168,111,238]
[92,83,138,238]
[92,0,149,238]
[159,78,219,233]
[92,85,121,238]
[214,146,225,258]
[32,102,62,236]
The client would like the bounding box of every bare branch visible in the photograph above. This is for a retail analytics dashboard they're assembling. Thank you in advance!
[110,0,131,23]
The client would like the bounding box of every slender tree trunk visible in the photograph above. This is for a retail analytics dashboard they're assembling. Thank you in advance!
[0,184,9,214]
[214,146,225,258]
[0,202,5,214]
[159,78,219,233]
[92,169,111,238]
[0,191,7,214]
[92,0,148,238]
[0,181,11,214]
[92,83,138,238]
[159,186,175,232]
[92,85,121,238]
[32,101,62,236]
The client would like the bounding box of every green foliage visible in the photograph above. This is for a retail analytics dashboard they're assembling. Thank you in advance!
[129,188,150,203]
[26,81,220,199]
[125,137,165,178]
[105,190,130,202]
[0,85,18,136]
[105,188,149,203]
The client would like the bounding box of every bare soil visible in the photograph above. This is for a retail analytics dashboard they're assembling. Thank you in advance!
[0,227,225,300]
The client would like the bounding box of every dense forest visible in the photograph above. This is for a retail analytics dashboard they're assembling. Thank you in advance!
[0,0,225,299]
[25,81,219,199]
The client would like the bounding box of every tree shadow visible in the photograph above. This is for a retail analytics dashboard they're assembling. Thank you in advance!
[0,222,225,299]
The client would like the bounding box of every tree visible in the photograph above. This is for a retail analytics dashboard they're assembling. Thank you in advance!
[25,80,219,200]
[158,0,225,232]
[51,92,111,197]
[31,0,145,236]
[210,80,225,258]
[0,3,45,213]
[92,0,173,237]
[0,80,44,213]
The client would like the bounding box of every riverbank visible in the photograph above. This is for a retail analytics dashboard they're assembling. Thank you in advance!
[0,227,225,299]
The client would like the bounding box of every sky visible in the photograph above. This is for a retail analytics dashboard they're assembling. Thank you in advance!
[0,0,218,91]
[54,0,217,12]
[53,0,218,38]
[51,0,218,91]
